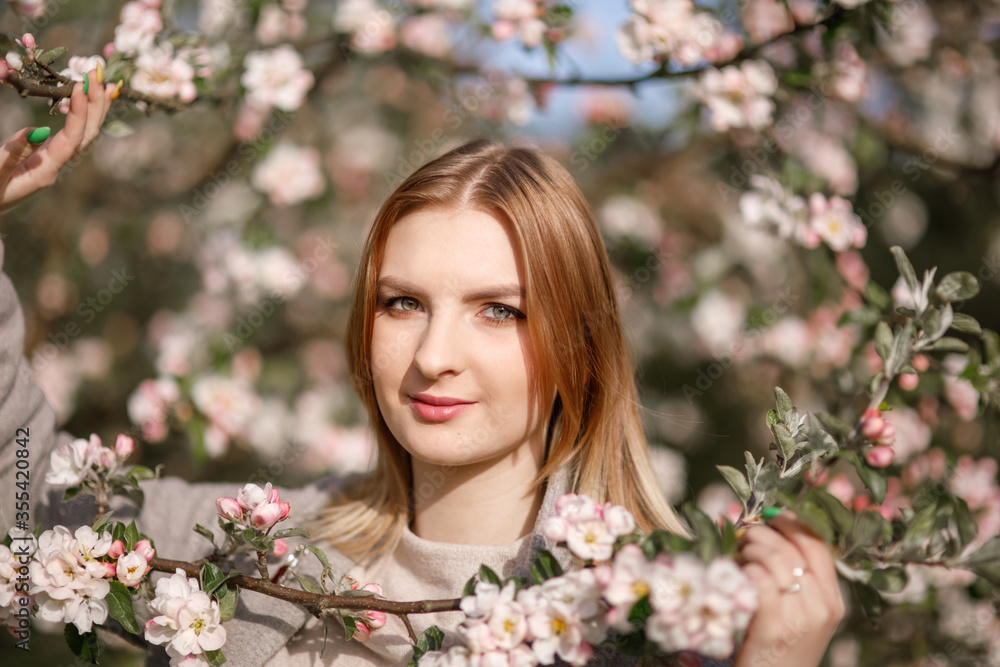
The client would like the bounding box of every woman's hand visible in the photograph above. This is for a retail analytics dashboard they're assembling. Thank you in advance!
[733,511,846,667]
[0,69,117,215]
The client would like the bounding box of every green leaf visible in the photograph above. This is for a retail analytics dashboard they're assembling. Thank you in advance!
[791,499,835,544]
[852,582,883,626]
[870,566,907,594]
[294,573,324,595]
[774,386,793,416]
[626,595,653,627]
[890,246,918,294]
[193,524,217,547]
[936,271,980,302]
[838,306,883,328]
[272,526,310,540]
[479,565,501,586]
[885,324,913,376]
[92,510,115,533]
[716,465,751,506]
[124,521,140,550]
[808,488,854,538]
[37,46,67,65]
[64,624,101,663]
[849,510,890,551]
[62,485,85,502]
[921,304,953,342]
[922,337,970,352]
[204,649,227,666]
[529,549,564,585]
[951,312,982,335]
[958,535,1000,585]
[682,503,721,562]
[106,580,141,634]
[216,585,239,623]
[112,522,126,544]
[416,625,444,654]
[864,280,891,310]
[813,412,853,438]
[128,465,156,481]
[307,545,331,569]
[874,321,893,363]
[902,501,938,551]
[200,562,228,596]
[840,451,887,504]
[953,497,979,549]
[462,574,477,598]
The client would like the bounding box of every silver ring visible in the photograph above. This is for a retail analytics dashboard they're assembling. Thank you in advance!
[780,566,807,594]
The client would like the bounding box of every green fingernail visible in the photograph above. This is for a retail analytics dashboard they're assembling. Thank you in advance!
[762,506,783,519]
[28,127,51,145]
[83,75,89,94]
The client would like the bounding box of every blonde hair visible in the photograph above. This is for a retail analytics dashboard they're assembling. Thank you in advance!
[312,138,691,562]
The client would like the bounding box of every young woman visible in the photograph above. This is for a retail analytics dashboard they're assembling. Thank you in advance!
[0,71,844,666]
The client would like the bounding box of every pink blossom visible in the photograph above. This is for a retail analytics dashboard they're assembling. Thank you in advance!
[861,408,895,446]
[241,45,315,112]
[113,1,163,56]
[602,543,652,631]
[865,445,895,468]
[217,496,243,522]
[116,551,149,587]
[115,434,135,459]
[249,500,291,529]
[131,43,197,102]
[255,4,306,45]
[333,0,398,54]
[742,0,794,44]
[10,0,47,18]
[836,250,870,292]
[808,194,866,251]
[401,14,453,58]
[352,619,371,642]
[250,143,326,206]
[272,538,288,557]
[364,610,387,629]
[693,60,778,132]
[825,474,855,506]
[108,540,125,560]
[134,539,155,562]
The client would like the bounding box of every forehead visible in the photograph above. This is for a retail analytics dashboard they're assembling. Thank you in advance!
[379,206,524,286]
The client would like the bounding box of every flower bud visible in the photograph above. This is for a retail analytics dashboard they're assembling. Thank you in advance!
[102,561,117,578]
[865,445,894,468]
[250,501,290,529]
[899,373,919,391]
[364,610,386,629]
[21,33,36,50]
[103,42,116,59]
[912,354,930,372]
[5,52,24,71]
[108,539,125,559]
[116,434,135,459]
[272,538,288,557]
[352,619,371,642]
[860,408,884,439]
[216,496,242,522]
[361,582,383,596]
[134,539,155,561]
[96,447,117,470]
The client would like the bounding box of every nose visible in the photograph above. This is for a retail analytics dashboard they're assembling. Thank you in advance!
[411,309,465,379]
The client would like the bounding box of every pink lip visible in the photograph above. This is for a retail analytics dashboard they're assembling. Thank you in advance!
[409,394,476,422]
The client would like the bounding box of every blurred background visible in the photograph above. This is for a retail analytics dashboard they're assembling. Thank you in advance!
[2,0,1000,664]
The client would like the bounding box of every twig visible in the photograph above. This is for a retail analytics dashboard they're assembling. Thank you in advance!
[255,549,269,580]
[0,69,187,112]
[147,557,462,615]
[400,614,417,644]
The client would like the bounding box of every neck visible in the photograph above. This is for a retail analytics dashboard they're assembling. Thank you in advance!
[410,442,546,545]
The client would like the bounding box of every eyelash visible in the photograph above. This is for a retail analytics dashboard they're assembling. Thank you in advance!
[380,297,525,327]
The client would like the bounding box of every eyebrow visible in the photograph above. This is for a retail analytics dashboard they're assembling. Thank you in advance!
[377,276,525,302]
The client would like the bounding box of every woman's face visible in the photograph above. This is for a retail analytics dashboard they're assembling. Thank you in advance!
[370,205,550,469]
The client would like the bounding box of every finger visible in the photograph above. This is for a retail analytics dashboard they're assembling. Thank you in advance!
[0,128,44,186]
[767,513,841,600]
[81,70,105,148]
[741,562,780,612]
[738,541,806,590]
[39,81,89,168]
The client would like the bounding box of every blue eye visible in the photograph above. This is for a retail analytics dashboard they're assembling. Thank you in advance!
[483,304,525,324]
[384,297,420,311]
